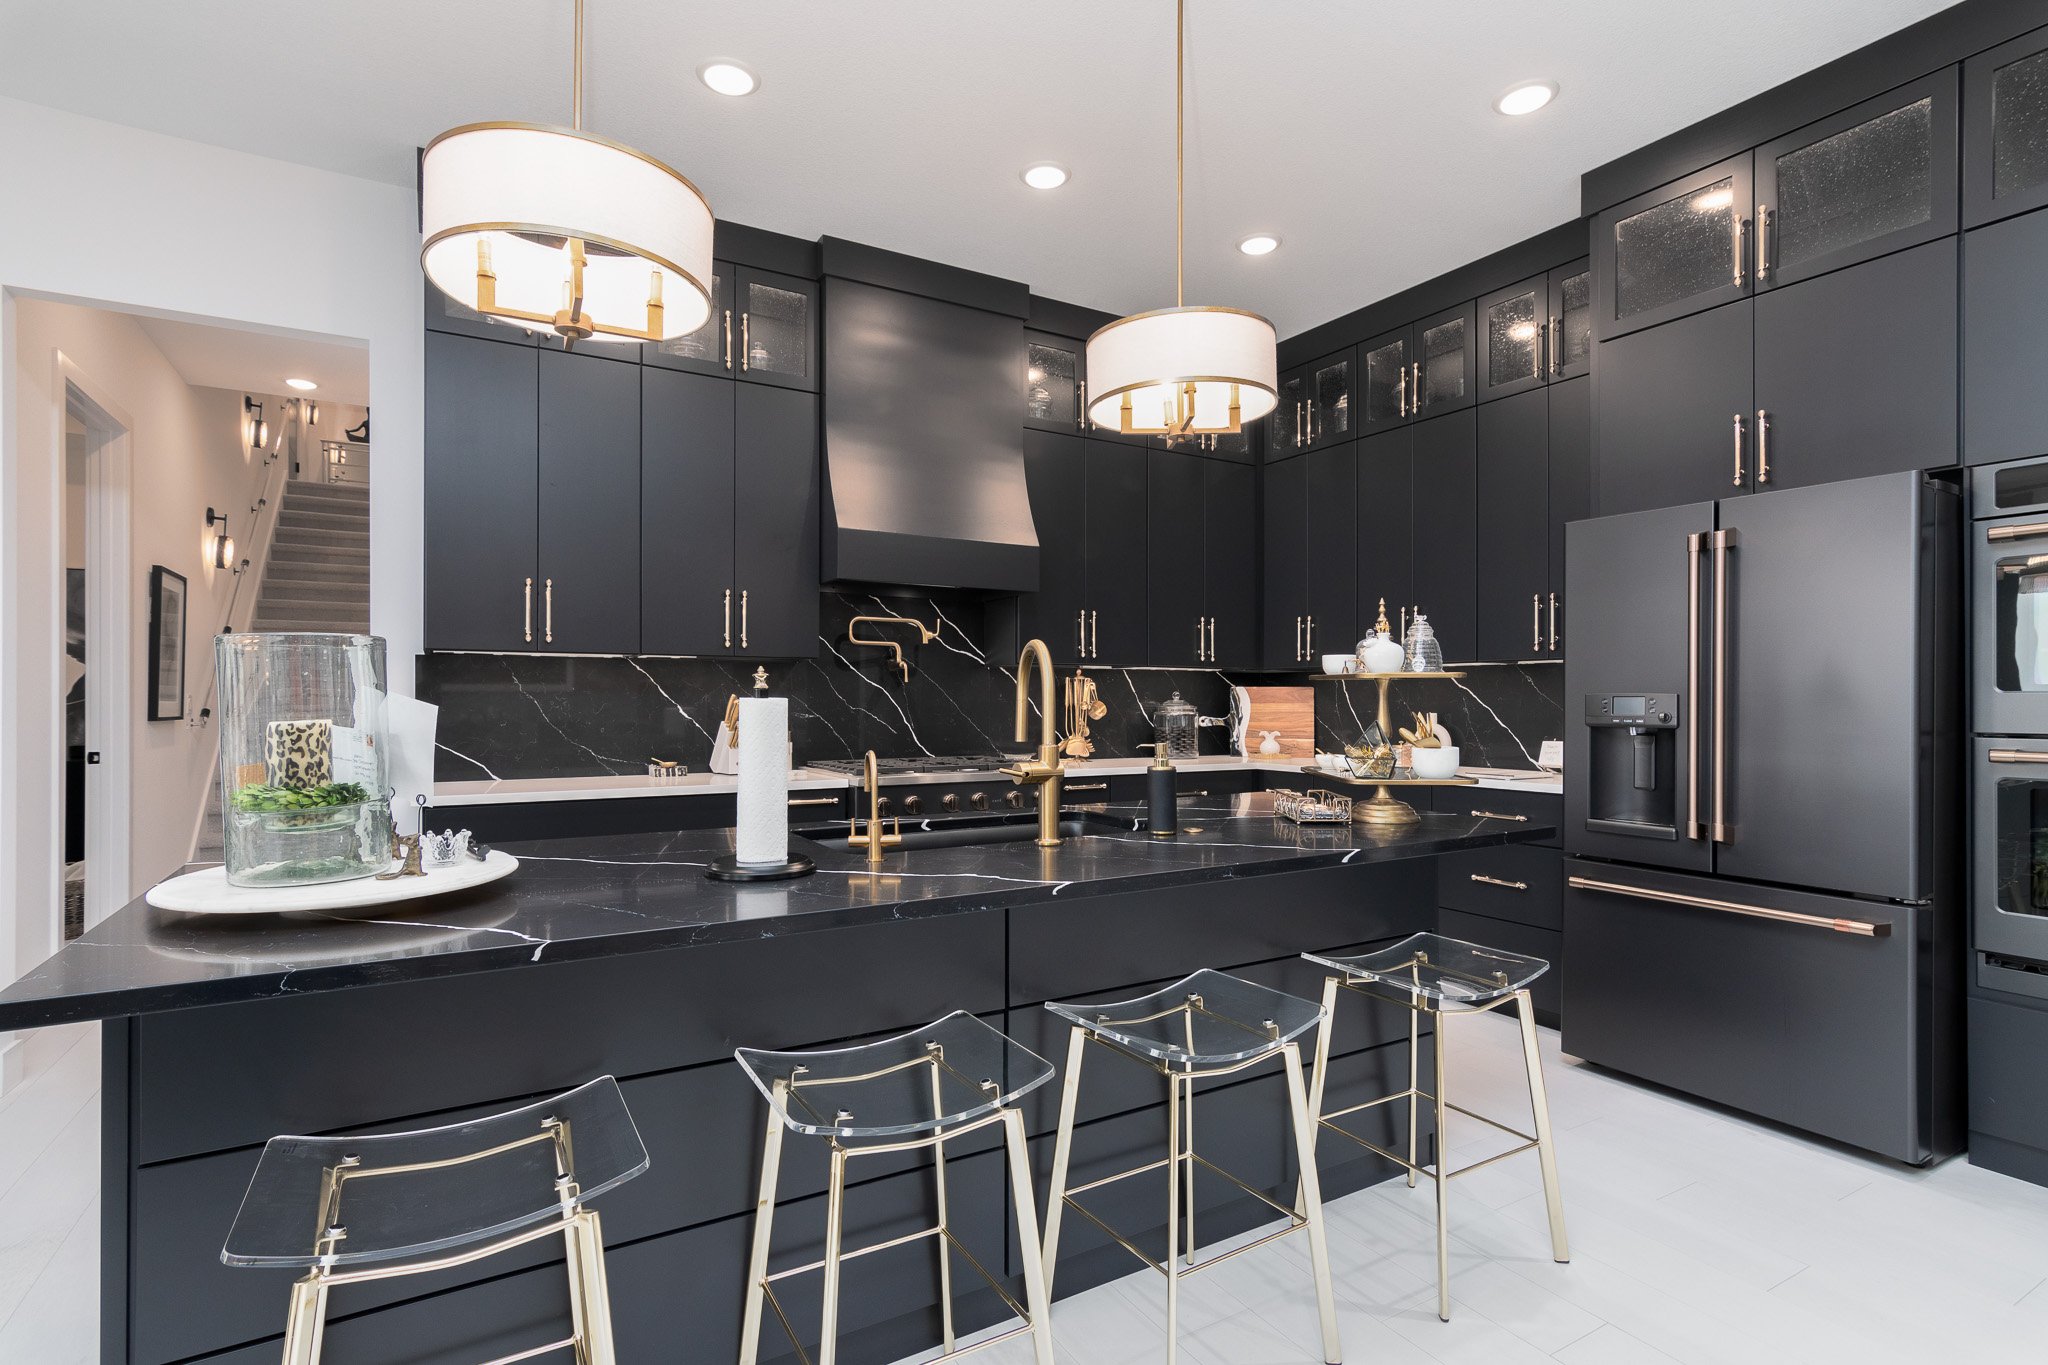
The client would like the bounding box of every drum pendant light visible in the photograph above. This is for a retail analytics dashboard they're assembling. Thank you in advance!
[1085,0,1277,439]
[420,0,714,345]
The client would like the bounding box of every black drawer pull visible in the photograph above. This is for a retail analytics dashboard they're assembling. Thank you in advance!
[1469,874,1527,891]
[1567,875,1888,937]
[1468,809,1529,822]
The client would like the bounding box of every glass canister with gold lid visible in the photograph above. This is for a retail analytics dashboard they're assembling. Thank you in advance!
[1153,691,1200,760]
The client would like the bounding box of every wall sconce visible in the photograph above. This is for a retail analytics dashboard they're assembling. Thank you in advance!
[306,401,319,427]
[206,507,234,569]
[244,396,268,451]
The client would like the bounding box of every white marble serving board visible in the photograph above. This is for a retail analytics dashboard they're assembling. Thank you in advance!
[146,850,518,915]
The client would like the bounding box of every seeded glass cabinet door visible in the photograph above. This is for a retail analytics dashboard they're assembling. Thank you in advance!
[1592,155,1755,340]
[1411,304,1475,419]
[1966,27,2048,228]
[1753,71,1957,291]
[641,263,733,376]
[1297,348,1354,454]
[734,267,819,392]
[1359,329,1412,433]
[1548,259,1592,381]
[1266,369,1305,456]
[1024,329,1085,433]
[1479,274,1548,400]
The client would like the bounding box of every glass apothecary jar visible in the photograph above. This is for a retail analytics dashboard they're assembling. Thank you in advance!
[1154,692,1199,760]
[216,633,393,887]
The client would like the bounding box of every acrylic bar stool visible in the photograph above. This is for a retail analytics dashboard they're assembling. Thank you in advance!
[736,1011,1058,1365]
[221,1075,647,1365]
[1302,932,1568,1322]
[1040,968,1342,1365]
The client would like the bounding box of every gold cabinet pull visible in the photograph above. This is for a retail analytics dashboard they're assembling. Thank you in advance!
[1548,591,1558,651]
[523,577,534,644]
[787,796,840,807]
[1295,615,1304,661]
[544,577,554,644]
[723,309,733,369]
[740,589,749,650]
[1305,615,1315,654]
[1532,593,1542,652]
[1411,361,1422,413]
[1731,412,1745,485]
[1548,316,1562,375]
[1756,203,1774,282]
[1989,749,2048,764]
[1711,528,1736,843]
[1196,618,1206,661]
[740,312,750,371]
[1207,616,1217,661]
[723,587,733,648]
[1396,362,1407,418]
[1568,875,1888,937]
[1089,609,1098,658]
[1077,609,1087,657]
[1733,213,1748,288]
[1686,531,1704,840]
[1756,408,1772,484]
[1066,782,1108,792]
[1986,521,2048,543]
[1468,809,1528,822]
[1469,873,1528,891]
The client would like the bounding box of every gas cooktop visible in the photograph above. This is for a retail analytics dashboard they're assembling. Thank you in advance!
[805,754,1023,777]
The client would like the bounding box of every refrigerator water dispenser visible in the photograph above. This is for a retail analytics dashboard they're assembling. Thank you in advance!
[1583,693,1679,839]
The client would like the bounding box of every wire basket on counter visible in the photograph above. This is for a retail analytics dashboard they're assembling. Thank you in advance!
[1273,788,1353,825]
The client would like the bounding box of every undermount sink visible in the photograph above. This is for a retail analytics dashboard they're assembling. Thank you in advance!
[793,810,1132,851]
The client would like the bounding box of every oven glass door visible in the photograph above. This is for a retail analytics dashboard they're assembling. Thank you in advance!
[1979,741,2048,965]
[1975,516,2048,733]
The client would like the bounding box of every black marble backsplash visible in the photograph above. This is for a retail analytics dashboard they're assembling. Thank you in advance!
[417,591,1564,781]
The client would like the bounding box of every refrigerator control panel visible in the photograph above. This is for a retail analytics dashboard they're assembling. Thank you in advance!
[1583,693,1678,728]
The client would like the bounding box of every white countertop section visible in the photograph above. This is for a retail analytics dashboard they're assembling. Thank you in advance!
[434,756,1561,804]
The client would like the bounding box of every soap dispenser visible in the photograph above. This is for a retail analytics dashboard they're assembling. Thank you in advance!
[1147,742,1178,837]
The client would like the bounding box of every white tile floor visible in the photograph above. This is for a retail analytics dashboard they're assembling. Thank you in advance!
[3,1014,2046,1364]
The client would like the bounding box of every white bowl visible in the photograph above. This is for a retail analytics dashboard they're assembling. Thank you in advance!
[1408,745,1460,780]
[1316,752,1348,772]
[1320,654,1355,675]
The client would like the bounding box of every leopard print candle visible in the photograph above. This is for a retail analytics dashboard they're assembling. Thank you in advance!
[263,718,333,788]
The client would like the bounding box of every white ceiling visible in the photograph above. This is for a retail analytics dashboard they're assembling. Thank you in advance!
[0,0,1954,336]
[136,315,371,406]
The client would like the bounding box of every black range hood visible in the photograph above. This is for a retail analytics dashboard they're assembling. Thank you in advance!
[820,239,1038,594]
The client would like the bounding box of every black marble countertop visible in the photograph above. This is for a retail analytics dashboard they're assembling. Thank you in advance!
[0,798,1552,1030]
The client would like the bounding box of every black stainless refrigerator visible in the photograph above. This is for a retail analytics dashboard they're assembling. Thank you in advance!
[1561,471,1964,1164]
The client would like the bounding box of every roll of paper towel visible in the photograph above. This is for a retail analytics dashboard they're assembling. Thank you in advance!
[734,697,790,866]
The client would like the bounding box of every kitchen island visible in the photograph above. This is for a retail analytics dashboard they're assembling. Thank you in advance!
[0,796,1551,1365]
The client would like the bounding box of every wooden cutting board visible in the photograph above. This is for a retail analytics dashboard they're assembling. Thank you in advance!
[1243,686,1315,759]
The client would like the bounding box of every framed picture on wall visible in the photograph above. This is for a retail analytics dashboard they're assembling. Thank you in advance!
[147,565,186,721]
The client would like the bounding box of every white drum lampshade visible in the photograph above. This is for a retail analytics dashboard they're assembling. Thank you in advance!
[420,122,714,344]
[1085,305,1278,435]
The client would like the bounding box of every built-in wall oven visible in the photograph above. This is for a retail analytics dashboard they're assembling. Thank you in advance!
[1974,738,2048,999]
[1973,458,2048,736]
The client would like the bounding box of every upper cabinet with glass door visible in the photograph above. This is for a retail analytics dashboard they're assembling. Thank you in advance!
[1411,304,1475,419]
[1267,349,1352,458]
[1479,260,1591,400]
[733,267,819,391]
[1966,27,2048,228]
[1754,71,1956,290]
[642,263,732,375]
[1593,156,1755,340]
[1024,330,1084,433]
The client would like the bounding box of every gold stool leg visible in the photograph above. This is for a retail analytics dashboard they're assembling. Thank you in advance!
[1038,1025,1088,1303]
[1003,1108,1058,1365]
[1182,1070,1196,1267]
[278,1272,329,1365]
[1432,1013,1451,1323]
[1515,989,1570,1264]
[1283,1042,1343,1365]
[930,1067,957,1353]
[818,1145,849,1365]
[566,1208,620,1365]
[738,1096,788,1365]
[1163,1072,1184,1365]
[1407,998,1421,1190]
[1296,975,1342,1218]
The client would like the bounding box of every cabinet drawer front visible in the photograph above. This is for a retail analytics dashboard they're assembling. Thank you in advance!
[1438,845,1563,929]
[1430,786,1561,845]
[1436,909,1561,1026]
[1560,860,1924,1161]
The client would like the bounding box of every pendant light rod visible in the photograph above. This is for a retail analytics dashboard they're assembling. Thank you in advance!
[571,0,585,130]
[1175,0,1184,308]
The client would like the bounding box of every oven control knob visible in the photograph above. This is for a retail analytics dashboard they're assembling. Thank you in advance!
[969,791,990,811]
[1658,711,1671,723]
[902,794,924,815]
[877,796,893,816]
[941,792,961,812]
[1005,789,1025,809]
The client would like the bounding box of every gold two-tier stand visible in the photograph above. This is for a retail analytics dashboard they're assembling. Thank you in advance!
[1304,671,1475,826]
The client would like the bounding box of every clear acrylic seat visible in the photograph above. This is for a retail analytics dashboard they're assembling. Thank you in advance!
[736,1010,1055,1140]
[1305,931,1550,1011]
[222,1075,648,1269]
[1044,967,1324,1072]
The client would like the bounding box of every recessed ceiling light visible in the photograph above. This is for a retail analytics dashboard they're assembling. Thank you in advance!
[1494,81,1558,117]
[1022,163,1069,190]
[1237,233,1280,256]
[699,61,758,97]
[284,377,318,391]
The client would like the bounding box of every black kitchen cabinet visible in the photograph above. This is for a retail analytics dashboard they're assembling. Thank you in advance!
[424,285,541,347]
[1304,442,1359,662]
[1204,460,1258,668]
[1481,264,1591,399]
[1752,236,1957,487]
[640,369,736,656]
[1965,26,2048,228]
[732,386,822,657]
[1549,260,1592,381]
[1177,425,1256,463]
[424,332,539,652]
[1593,156,1754,341]
[1354,427,1415,639]
[1546,376,1591,655]
[1753,72,1957,291]
[1358,308,1473,430]
[734,266,819,392]
[1268,370,1303,456]
[1475,389,1550,661]
[1269,349,1354,458]
[1359,326,1410,434]
[1592,301,1755,515]
[1964,204,2048,465]
[641,262,734,377]
[1411,411,1477,664]
[1084,439,1151,662]
[1016,429,1089,663]
[1024,329,1084,434]
[537,350,642,654]
[1262,455,1310,669]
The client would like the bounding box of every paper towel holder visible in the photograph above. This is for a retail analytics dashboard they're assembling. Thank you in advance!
[708,850,816,881]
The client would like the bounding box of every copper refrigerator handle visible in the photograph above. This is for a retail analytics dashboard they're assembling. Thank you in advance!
[1568,875,1889,937]
[1686,532,1704,840]
[1711,528,1736,843]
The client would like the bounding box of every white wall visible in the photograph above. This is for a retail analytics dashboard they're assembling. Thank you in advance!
[0,95,424,1006]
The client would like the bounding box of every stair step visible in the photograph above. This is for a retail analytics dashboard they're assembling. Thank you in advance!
[255,594,367,615]
[276,528,369,549]
[263,566,370,586]
[277,510,369,533]
[288,481,368,499]
[270,544,370,562]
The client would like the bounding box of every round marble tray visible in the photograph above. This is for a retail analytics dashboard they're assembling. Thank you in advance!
[146,850,518,915]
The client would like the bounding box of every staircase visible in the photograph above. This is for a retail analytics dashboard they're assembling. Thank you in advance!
[252,482,370,633]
